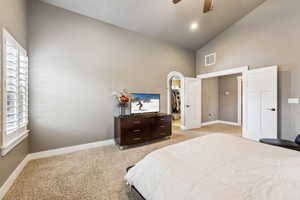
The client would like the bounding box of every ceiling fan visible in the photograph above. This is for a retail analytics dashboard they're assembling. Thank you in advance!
[173,0,214,13]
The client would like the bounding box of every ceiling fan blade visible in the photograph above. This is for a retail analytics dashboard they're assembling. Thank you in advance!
[203,0,213,13]
[173,0,182,4]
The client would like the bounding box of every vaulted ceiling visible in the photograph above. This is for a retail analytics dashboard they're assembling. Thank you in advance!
[41,0,266,50]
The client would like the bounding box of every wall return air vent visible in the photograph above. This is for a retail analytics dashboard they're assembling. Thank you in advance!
[205,52,216,66]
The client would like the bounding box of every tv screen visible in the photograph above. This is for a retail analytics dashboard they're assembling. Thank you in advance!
[131,93,160,114]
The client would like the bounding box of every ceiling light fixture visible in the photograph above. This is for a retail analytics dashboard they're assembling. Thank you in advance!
[190,22,199,31]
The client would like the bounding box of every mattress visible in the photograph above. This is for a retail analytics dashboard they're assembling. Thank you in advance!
[125,134,300,200]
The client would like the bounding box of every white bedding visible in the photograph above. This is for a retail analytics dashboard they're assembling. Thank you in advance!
[125,134,300,200]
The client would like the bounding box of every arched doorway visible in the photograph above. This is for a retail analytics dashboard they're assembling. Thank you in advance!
[167,72,185,129]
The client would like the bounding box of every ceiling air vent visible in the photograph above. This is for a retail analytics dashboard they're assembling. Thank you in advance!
[205,53,216,66]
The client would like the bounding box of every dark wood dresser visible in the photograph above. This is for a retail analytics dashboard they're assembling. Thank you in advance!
[114,113,172,148]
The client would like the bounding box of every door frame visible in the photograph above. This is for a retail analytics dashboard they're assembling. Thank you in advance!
[197,66,249,137]
[167,71,185,129]
[237,76,242,126]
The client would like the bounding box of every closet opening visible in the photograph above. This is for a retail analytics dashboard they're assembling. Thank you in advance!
[167,71,185,130]
[170,76,182,128]
[200,73,243,136]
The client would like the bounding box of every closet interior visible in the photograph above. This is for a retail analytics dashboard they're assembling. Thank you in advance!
[171,77,181,127]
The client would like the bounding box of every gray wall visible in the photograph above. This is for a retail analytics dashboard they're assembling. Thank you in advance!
[202,77,218,123]
[28,0,195,153]
[0,0,28,188]
[197,0,300,140]
[219,74,240,122]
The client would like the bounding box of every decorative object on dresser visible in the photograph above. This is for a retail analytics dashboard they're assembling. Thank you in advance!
[114,113,172,148]
[112,89,131,116]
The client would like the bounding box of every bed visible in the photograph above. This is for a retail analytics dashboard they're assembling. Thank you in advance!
[125,134,300,200]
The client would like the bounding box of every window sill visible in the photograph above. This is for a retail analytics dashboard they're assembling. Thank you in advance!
[1,130,29,157]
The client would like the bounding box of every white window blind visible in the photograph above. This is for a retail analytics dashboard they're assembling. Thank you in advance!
[18,51,29,127]
[5,39,19,134]
[1,29,29,156]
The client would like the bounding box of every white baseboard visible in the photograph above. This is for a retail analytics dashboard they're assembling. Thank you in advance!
[201,120,241,127]
[0,139,115,199]
[217,120,240,126]
[28,139,115,160]
[180,125,188,130]
[0,155,30,199]
[201,120,219,126]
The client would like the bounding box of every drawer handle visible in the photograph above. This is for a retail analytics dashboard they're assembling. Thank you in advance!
[133,129,141,133]
[160,125,165,128]
[133,121,141,124]
[133,137,142,141]
[160,119,165,121]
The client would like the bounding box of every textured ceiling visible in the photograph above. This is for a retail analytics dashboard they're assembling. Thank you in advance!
[41,0,266,50]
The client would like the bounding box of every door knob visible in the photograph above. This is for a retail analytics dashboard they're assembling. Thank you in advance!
[186,105,190,108]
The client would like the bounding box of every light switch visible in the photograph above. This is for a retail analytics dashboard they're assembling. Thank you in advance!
[288,98,299,104]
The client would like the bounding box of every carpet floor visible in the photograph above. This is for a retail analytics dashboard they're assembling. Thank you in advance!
[191,123,242,136]
[4,134,199,200]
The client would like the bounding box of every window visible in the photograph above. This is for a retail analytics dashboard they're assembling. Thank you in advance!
[1,29,29,156]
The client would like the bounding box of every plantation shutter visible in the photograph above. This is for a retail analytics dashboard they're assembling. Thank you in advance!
[18,51,29,126]
[5,38,19,134]
[3,33,29,135]
[1,29,29,156]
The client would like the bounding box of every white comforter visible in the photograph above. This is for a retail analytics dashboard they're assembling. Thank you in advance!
[125,134,300,200]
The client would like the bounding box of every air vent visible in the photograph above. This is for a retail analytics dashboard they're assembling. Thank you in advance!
[205,53,216,66]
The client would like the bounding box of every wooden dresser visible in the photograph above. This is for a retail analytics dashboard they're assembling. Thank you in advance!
[114,113,172,148]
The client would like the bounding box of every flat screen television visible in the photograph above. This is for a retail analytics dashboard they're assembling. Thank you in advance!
[131,93,160,114]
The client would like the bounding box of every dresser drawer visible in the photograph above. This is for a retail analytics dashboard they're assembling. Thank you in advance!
[157,116,171,124]
[126,127,147,137]
[152,124,171,139]
[157,131,170,137]
[123,127,148,144]
[121,118,146,129]
[125,132,146,145]
[152,116,171,139]
[130,119,145,126]
[157,124,169,130]
[157,116,171,121]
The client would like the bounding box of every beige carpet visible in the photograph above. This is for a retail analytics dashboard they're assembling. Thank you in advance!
[4,134,198,200]
[191,123,242,136]
[172,123,242,137]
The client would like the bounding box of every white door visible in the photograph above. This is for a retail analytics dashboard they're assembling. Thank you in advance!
[245,66,278,140]
[184,78,201,129]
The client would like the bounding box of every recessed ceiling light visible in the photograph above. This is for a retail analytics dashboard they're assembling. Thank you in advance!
[190,22,199,31]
